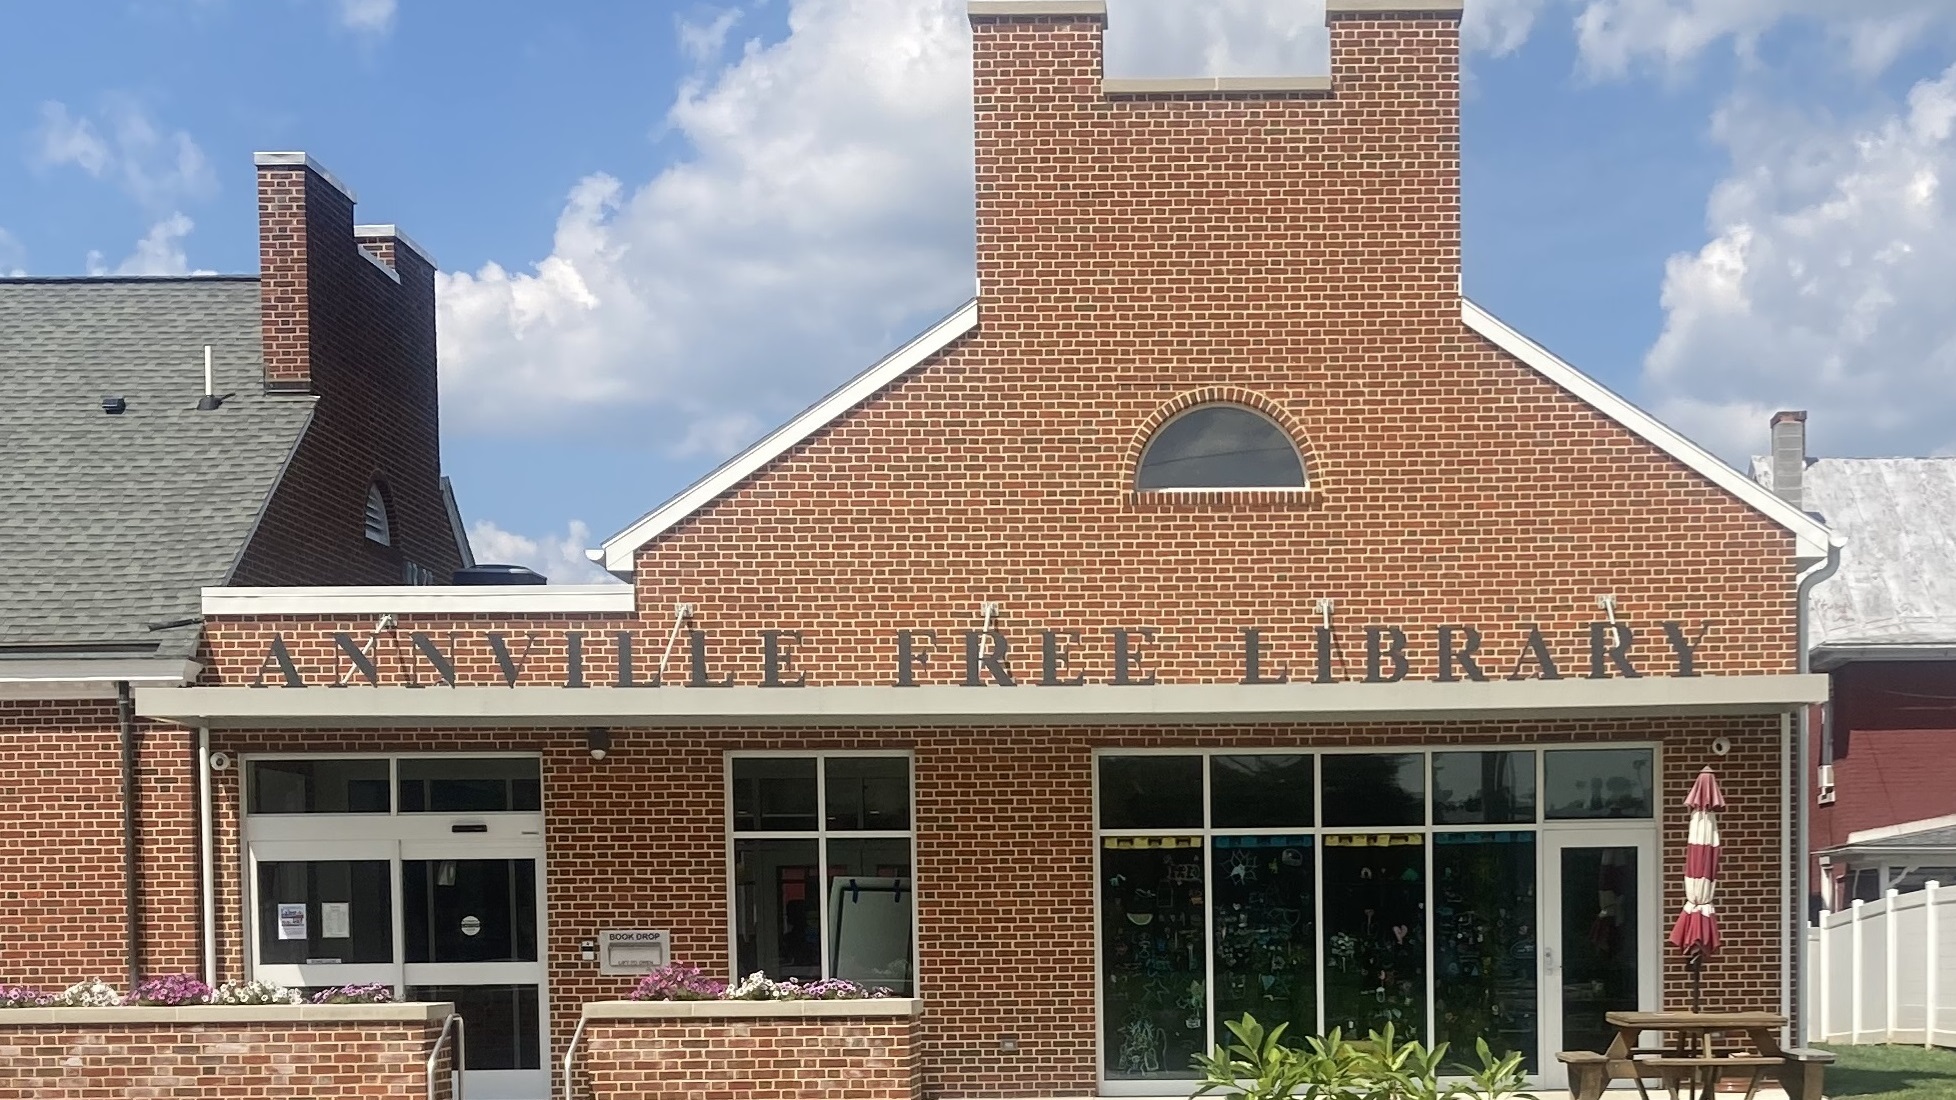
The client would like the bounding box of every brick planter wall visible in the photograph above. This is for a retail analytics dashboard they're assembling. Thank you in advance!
[0,1002,457,1099]
[573,1000,925,1100]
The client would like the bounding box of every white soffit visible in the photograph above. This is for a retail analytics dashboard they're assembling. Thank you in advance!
[0,659,200,700]
[597,299,981,575]
[135,674,1828,730]
[1463,300,1836,563]
[202,585,635,616]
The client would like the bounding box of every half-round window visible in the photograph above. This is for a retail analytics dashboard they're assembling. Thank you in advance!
[1136,405,1306,490]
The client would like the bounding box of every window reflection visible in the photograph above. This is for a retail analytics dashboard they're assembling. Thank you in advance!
[1544,749,1653,820]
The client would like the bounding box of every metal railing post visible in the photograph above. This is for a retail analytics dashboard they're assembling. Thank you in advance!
[428,1012,466,1100]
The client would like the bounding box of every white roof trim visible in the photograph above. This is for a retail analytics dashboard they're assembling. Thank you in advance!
[441,476,475,569]
[355,245,402,284]
[354,224,438,268]
[1846,814,1956,847]
[1462,299,1837,563]
[135,673,1828,730]
[202,585,634,616]
[598,299,980,575]
[253,151,357,204]
[0,659,200,700]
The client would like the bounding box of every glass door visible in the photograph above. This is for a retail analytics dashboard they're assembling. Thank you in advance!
[401,843,546,1100]
[244,754,548,1100]
[1539,829,1660,1089]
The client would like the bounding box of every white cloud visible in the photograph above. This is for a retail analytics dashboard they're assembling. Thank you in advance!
[32,99,216,212]
[467,519,621,585]
[1644,63,1956,459]
[337,0,395,36]
[1571,0,1956,79]
[435,0,1407,445]
[677,7,743,66]
[84,213,216,276]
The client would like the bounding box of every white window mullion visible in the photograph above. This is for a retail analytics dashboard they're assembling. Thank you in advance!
[816,757,832,981]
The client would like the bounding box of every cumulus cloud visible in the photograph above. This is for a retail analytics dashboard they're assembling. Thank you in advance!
[84,213,214,277]
[1644,64,1956,459]
[32,99,216,212]
[435,0,1391,447]
[336,0,395,36]
[468,519,621,585]
[1571,0,1956,79]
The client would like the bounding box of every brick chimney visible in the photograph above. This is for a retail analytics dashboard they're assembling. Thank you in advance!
[1771,410,1808,510]
[967,0,1462,324]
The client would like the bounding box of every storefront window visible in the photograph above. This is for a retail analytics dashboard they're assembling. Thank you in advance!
[398,757,540,813]
[728,754,914,995]
[249,758,390,814]
[1434,833,1538,1070]
[1321,754,1424,827]
[1545,749,1653,820]
[1322,835,1425,1036]
[1096,747,1652,1085]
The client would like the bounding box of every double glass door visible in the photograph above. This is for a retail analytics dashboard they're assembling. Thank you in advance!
[245,756,547,1100]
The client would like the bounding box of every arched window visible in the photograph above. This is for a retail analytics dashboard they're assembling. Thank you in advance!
[1136,405,1307,490]
[363,483,392,545]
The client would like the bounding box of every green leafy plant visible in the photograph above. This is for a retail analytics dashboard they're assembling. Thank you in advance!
[1191,1015,1537,1100]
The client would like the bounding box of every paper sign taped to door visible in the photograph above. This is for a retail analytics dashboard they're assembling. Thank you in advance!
[598,929,670,976]
[320,902,350,939]
[277,904,307,941]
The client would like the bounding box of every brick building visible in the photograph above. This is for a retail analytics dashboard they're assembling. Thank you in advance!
[1752,415,1956,914]
[0,153,468,988]
[118,2,1834,1097]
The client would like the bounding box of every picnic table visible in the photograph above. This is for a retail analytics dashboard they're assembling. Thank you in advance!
[1555,1010,1835,1100]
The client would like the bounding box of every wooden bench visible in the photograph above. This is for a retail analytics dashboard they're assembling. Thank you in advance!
[1555,1050,1610,1100]
[1640,1054,1785,1100]
[1773,1048,1837,1100]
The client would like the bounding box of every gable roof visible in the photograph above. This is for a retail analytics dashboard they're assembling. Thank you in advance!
[1750,456,1956,651]
[0,278,316,662]
[596,297,1834,575]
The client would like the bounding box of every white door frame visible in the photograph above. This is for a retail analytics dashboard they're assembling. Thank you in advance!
[1538,825,1662,1090]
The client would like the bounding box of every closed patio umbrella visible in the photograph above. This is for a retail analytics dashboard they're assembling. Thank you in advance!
[1668,766,1725,1011]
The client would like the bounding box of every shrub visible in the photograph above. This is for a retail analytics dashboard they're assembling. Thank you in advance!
[309,984,395,1005]
[130,975,212,1007]
[50,980,122,1008]
[628,963,727,1002]
[211,979,302,1006]
[0,985,52,1008]
[1191,1014,1535,1100]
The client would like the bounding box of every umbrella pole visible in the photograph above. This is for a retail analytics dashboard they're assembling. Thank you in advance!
[1689,951,1702,1013]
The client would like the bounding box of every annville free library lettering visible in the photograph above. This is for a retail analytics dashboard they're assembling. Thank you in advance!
[2,2,1843,1098]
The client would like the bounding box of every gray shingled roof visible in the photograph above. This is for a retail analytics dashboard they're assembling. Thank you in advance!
[1751,456,1956,649]
[0,278,314,661]
[1825,821,1956,856]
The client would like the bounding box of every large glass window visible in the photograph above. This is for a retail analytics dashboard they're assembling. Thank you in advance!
[249,759,390,814]
[1096,747,1650,1084]
[398,757,541,813]
[729,754,914,995]
[1135,405,1307,490]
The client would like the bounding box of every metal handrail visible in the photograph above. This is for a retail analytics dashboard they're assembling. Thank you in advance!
[561,1014,590,1100]
[428,1012,466,1100]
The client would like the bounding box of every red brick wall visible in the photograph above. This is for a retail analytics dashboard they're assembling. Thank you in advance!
[0,1016,452,1098]
[1812,661,1956,907]
[234,160,462,587]
[192,715,1783,1098]
[575,1013,923,1099]
[0,702,200,987]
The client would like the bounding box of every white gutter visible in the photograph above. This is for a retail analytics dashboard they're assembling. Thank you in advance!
[1793,541,1844,1045]
[136,674,1830,730]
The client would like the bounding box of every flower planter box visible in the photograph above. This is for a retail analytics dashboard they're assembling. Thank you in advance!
[0,1002,458,1098]
[573,999,926,1100]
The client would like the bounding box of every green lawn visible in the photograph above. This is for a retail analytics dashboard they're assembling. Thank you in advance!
[1816,1044,1956,1098]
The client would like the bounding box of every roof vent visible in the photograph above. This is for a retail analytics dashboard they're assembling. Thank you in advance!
[101,395,126,415]
[196,345,222,411]
[452,564,548,586]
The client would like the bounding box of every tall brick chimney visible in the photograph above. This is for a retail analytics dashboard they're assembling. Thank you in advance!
[967,0,1462,329]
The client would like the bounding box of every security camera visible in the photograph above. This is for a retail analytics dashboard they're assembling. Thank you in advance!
[209,751,233,771]
[1710,737,1731,757]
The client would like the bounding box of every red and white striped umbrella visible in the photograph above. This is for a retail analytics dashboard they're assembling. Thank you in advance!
[1669,766,1725,963]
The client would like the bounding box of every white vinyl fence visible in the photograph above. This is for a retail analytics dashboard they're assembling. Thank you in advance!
[1809,882,1956,1047]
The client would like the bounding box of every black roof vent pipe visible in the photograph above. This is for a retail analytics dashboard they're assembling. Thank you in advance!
[452,564,548,586]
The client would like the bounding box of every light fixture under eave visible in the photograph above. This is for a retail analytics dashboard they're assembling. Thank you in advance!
[584,727,613,762]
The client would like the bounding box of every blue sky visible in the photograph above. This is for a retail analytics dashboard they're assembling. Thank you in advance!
[4,0,1954,582]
